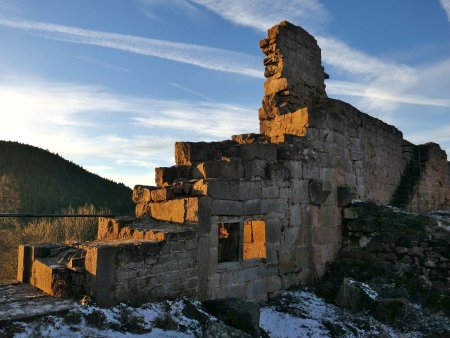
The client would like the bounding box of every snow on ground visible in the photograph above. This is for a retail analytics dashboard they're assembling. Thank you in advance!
[3,289,446,337]
[428,209,450,231]
[260,290,400,338]
[346,279,379,300]
[8,298,216,338]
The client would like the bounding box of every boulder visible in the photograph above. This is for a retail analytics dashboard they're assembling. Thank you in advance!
[203,298,260,337]
[335,278,378,312]
[376,298,408,324]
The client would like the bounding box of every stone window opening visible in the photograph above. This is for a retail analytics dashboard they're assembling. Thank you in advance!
[217,220,266,264]
[218,222,240,263]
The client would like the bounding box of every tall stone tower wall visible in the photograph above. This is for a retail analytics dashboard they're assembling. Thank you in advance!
[259,21,328,142]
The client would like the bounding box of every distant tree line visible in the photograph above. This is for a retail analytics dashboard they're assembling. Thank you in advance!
[0,141,134,215]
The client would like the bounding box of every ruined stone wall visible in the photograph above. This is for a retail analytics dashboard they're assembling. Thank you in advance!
[84,225,198,306]
[408,143,450,213]
[341,202,450,295]
[136,136,343,302]
[257,21,406,206]
[307,100,405,205]
[17,20,450,306]
[259,21,327,142]
[120,21,448,303]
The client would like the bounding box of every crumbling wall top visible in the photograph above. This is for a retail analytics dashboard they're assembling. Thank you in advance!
[259,20,328,142]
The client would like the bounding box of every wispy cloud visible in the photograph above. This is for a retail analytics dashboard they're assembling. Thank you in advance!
[137,0,198,18]
[76,55,130,73]
[318,37,416,85]
[440,0,450,21]
[327,80,450,108]
[132,102,256,139]
[0,17,262,78]
[408,124,450,144]
[0,76,258,187]
[170,82,216,102]
[188,0,328,33]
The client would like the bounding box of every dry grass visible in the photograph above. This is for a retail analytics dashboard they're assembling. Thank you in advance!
[0,204,109,280]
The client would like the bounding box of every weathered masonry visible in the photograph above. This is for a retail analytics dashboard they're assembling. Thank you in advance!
[17,21,450,306]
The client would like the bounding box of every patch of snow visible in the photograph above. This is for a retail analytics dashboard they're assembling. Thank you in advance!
[11,298,211,338]
[437,220,450,231]
[260,290,393,338]
[428,209,450,230]
[358,236,371,248]
[387,205,412,214]
[5,289,448,337]
[346,279,379,300]
[261,308,329,338]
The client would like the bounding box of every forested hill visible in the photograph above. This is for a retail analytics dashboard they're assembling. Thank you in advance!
[0,141,134,214]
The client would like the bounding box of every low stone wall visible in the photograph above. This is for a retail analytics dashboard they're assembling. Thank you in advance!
[18,222,199,307]
[84,232,198,306]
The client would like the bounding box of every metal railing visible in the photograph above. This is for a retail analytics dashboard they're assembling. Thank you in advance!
[0,213,117,218]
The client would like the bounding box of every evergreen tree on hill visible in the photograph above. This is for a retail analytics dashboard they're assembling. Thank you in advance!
[0,141,134,215]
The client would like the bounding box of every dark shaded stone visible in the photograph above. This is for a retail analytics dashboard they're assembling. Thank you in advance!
[337,185,357,207]
[376,298,408,324]
[203,322,252,338]
[203,298,260,337]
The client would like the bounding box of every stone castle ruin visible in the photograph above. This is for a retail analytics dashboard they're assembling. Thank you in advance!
[17,21,450,307]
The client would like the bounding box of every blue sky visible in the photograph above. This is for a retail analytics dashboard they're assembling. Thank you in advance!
[0,0,449,188]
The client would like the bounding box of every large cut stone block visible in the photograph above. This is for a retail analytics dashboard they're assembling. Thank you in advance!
[175,141,209,165]
[197,160,228,179]
[212,200,242,216]
[240,181,262,200]
[262,181,280,199]
[30,258,68,296]
[244,159,267,180]
[309,179,332,204]
[291,179,309,203]
[150,199,186,223]
[84,245,118,307]
[132,185,156,203]
[238,143,277,162]
[175,141,237,166]
[135,201,150,217]
[196,179,240,200]
[151,188,173,202]
[155,165,199,187]
[243,199,266,215]
[197,197,212,233]
[261,108,309,142]
[197,159,243,181]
